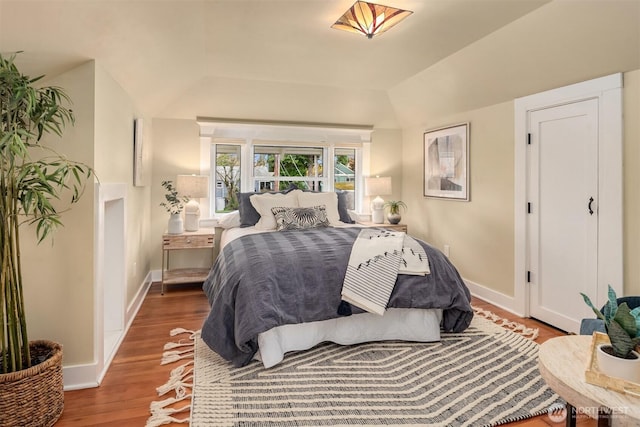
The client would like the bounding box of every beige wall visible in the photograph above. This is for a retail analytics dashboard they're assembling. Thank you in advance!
[21,61,96,365]
[21,61,156,368]
[94,62,154,307]
[369,129,403,207]
[400,69,640,299]
[401,103,515,296]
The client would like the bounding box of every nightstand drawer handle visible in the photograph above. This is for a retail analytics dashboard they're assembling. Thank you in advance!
[186,239,191,244]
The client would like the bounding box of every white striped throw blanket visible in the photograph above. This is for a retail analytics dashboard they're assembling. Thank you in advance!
[341,228,430,315]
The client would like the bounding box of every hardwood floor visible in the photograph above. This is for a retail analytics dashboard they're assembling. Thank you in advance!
[55,284,595,426]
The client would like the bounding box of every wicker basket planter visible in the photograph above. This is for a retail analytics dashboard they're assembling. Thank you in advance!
[0,340,64,427]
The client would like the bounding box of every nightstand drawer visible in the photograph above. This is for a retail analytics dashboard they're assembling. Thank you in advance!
[163,234,214,250]
[356,221,408,233]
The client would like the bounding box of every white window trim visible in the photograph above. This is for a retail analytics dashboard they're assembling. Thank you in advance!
[199,120,372,218]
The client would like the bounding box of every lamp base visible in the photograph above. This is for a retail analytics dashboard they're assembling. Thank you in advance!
[184,200,200,231]
[371,195,385,224]
[184,213,199,231]
[371,208,385,224]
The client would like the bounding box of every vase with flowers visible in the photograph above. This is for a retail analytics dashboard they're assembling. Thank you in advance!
[160,180,188,234]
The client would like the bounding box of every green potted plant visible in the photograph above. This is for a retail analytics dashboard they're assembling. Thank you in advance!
[0,52,93,425]
[384,200,406,225]
[581,285,640,382]
[160,180,188,234]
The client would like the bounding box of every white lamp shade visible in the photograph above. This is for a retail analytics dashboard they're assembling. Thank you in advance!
[176,174,209,199]
[365,176,392,197]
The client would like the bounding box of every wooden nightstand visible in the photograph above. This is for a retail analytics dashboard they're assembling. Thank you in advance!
[356,221,408,233]
[161,229,215,294]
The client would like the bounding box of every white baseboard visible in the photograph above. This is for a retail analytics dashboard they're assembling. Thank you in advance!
[464,277,526,318]
[127,271,153,324]
[151,269,162,283]
[62,363,100,391]
[62,271,152,390]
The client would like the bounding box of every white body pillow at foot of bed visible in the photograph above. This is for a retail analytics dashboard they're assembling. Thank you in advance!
[255,308,443,368]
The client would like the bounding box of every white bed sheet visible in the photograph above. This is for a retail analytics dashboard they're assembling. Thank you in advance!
[217,225,443,368]
[255,308,442,368]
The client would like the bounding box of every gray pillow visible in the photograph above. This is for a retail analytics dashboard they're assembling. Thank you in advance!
[271,205,330,231]
[238,192,262,227]
[336,191,355,224]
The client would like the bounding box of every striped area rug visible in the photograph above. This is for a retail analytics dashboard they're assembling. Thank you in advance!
[181,315,562,426]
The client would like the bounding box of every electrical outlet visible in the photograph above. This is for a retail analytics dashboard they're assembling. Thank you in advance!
[444,245,450,257]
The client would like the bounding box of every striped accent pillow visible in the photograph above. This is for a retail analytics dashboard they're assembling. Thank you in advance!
[271,205,330,231]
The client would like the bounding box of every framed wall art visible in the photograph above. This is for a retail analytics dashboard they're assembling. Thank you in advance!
[133,118,146,187]
[423,123,469,201]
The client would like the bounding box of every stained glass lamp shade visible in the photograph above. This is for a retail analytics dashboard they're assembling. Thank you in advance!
[332,1,413,39]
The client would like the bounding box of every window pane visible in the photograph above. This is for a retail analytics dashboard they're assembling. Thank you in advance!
[335,148,356,210]
[254,146,323,191]
[215,145,241,212]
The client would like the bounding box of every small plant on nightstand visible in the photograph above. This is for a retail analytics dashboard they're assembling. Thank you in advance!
[160,180,188,233]
[384,200,407,224]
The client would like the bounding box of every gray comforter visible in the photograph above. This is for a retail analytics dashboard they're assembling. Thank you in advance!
[201,227,473,367]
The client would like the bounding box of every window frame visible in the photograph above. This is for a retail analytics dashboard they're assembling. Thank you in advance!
[199,119,372,219]
[209,139,365,216]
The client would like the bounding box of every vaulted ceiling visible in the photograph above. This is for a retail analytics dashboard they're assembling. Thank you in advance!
[1,1,638,129]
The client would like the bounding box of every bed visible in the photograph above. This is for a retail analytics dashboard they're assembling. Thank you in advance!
[201,189,473,368]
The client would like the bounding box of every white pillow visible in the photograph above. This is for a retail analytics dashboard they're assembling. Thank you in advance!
[218,211,240,229]
[297,191,342,225]
[250,190,300,230]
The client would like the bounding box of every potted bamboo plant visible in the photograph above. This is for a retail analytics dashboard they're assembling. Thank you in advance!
[0,52,93,426]
[581,285,640,382]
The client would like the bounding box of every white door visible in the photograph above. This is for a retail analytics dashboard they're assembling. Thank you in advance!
[527,99,599,333]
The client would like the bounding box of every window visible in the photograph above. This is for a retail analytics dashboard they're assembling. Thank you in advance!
[253,146,324,192]
[334,148,356,210]
[213,144,241,213]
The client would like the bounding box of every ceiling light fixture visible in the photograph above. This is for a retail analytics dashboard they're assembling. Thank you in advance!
[331,1,413,39]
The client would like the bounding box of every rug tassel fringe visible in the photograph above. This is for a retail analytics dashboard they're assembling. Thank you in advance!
[146,395,191,427]
[161,347,194,365]
[163,340,194,350]
[473,306,539,340]
[147,329,198,427]
[156,361,194,396]
[149,395,192,413]
[170,327,197,338]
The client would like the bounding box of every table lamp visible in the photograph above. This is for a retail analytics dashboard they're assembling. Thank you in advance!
[176,174,209,231]
[365,176,392,224]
